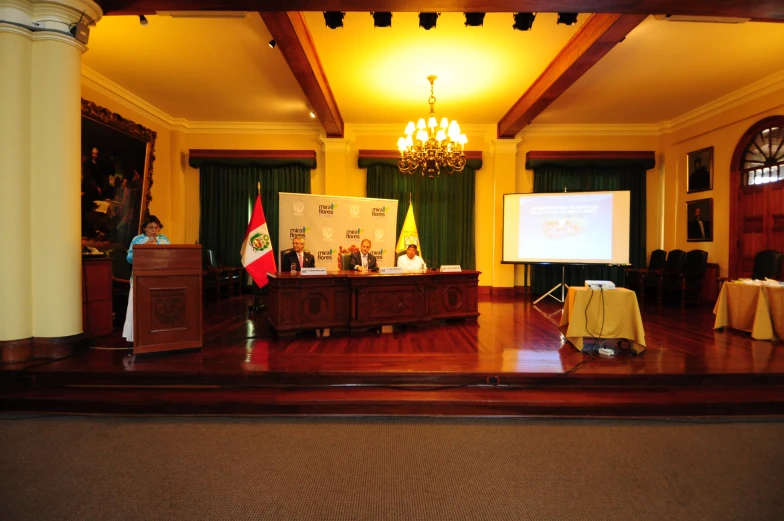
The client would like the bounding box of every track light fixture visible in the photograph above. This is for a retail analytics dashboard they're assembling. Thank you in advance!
[371,12,392,28]
[418,12,439,30]
[139,15,148,26]
[268,39,276,49]
[557,13,579,26]
[512,12,536,31]
[464,13,485,27]
[323,11,345,29]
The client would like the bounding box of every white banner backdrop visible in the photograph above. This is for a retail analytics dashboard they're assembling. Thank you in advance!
[278,193,399,269]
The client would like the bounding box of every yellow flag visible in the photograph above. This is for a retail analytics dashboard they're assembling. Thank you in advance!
[395,201,422,258]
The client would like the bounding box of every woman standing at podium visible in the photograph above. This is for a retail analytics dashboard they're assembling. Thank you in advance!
[122,215,170,342]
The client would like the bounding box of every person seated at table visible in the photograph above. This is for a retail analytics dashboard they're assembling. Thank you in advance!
[349,238,379,272]
[397,243,426,272]
[282,236,315,271]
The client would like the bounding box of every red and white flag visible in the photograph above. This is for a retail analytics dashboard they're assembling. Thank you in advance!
[241,195,277,287]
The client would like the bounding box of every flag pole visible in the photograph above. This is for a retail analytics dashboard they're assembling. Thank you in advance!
[248,181,265,314]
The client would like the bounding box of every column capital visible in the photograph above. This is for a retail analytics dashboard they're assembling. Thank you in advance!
[318,136,352,155]
[0,0,102,39]
[489,138,521,156]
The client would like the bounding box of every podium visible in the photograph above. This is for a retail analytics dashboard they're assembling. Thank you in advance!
[132,244,203,355]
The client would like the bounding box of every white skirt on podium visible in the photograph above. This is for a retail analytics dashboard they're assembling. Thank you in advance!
[122,283,133,342]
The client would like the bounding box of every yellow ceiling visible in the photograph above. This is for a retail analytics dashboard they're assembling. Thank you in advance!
[83,12,784,129]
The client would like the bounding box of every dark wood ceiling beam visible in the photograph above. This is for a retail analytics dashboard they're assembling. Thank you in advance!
[260,11,344,137]
[97,1,784,20]
[497,13,646,138]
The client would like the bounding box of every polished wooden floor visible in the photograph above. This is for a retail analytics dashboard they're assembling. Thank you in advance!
[3,293,784,416]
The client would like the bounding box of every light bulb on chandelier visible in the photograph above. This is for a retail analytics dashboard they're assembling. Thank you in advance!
[397,76,467,178]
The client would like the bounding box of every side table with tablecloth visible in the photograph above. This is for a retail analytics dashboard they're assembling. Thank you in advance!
[559,287,646,354]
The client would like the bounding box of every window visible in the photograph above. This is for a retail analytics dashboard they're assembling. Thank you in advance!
[741,124,784,186]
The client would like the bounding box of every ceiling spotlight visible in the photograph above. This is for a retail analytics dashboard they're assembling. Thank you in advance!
[512,12,536,31]
[557,13,579,26]
[464,13,485,27]
[323,11,345,29]
[371,12,392,28]
[268,39,276,49]
[418,12,439,30]
[309,111,316,119]
[139,15,148,26]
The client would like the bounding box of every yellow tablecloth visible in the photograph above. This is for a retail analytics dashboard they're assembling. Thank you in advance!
[713,282,784,341]
[559,287,646,353]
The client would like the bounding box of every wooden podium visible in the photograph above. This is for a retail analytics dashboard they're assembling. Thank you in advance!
[132,244,203,355]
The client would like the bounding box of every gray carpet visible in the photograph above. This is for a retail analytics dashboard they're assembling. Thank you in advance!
[1,416,783,521]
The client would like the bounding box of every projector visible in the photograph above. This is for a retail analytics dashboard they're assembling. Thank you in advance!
[585,280,615,290]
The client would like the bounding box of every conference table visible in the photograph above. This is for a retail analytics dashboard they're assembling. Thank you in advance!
[266,270,480,336]
[713,281,784,341]
[559,287,647,353]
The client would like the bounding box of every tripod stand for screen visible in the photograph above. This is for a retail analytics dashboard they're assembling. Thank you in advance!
[533,265,569,304]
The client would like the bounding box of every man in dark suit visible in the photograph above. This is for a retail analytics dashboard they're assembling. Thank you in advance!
[688,207,711,240]
[281,236,315,271]
[349,239,379,272]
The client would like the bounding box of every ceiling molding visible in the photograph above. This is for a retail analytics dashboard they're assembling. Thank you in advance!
[657,69,784,134]
[97,2,784,20]
[260,11,344,137]
[81,65,321,135]
[497,13,648,138]
[82,65,174,128]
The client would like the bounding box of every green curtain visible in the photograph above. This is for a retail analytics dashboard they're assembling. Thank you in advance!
[199,164,311,267]
[366,164,475,269]
[530,166,647,295]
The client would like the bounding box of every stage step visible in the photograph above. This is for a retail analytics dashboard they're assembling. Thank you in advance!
[4,384,784,417]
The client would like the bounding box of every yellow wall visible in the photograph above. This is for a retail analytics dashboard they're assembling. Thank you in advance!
[660,86,784,277]
[82,81,784,285]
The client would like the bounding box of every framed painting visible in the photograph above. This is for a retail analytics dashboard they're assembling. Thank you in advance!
[686,198,713,242]
[687,146,713,193]
[81,99,156,249]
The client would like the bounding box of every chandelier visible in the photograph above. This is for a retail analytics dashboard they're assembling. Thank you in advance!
[397,75,467,178]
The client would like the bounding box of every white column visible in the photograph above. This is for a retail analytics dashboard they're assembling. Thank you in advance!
[0,21,33,345]
[22,0,101,341]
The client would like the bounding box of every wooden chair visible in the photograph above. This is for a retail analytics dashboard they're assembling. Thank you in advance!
[340,252,352,271]
[643,249,685,301]
[203,248,242,294]
[625,249,666,297]
[662,249,708,305]
[752,249,783,280]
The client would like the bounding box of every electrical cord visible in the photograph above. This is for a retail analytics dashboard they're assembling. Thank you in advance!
[0,19,74,38]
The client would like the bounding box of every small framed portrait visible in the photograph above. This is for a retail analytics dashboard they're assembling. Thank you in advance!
[687,146,713,193]
[686,198,713,242]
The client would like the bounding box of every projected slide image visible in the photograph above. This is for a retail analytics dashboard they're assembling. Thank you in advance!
[519,193,613,261]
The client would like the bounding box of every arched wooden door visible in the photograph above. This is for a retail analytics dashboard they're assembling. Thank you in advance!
[729,116,784,278]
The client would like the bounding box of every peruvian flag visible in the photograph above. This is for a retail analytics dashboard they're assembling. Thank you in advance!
[241,195,277,287]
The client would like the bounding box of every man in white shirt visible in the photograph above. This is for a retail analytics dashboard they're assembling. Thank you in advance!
[349,239,378,272]
[397,244,426,272]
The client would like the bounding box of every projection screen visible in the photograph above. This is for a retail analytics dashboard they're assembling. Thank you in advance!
[502,191,631,264]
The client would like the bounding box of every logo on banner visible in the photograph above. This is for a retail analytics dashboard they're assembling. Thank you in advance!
[322,227,333,240]
[374,228,384,240]
[350,205,360,217]
[289,226,308,239]
[317,248,334,261]
[371,248,386,261]
[319,203,338,215]
[371,205,387,217]
[293,200,305,215]
[346,227,363,240]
